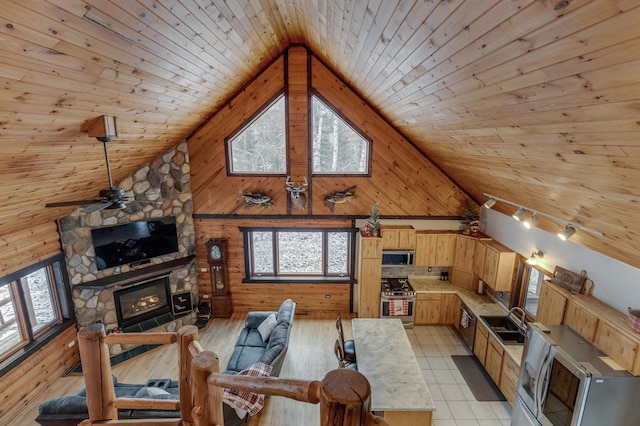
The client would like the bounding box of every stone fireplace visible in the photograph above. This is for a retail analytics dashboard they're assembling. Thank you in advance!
[57,141,199,356]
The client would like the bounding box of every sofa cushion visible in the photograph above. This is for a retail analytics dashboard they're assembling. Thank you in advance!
[226,345,266,373]
[234,327,268,348]
[133,387,173,398]
[276,299,294,326]
[257,313,277,342]
[244,311,273,329]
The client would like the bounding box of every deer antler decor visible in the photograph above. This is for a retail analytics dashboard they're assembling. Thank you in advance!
[285,176,308,210]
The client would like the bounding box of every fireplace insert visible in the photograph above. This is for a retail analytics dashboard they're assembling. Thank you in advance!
[114,276,171,328]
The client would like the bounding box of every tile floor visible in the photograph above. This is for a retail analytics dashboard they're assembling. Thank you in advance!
[406,325,513,426]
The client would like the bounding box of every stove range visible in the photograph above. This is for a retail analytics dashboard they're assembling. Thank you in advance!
[381,277,415,296]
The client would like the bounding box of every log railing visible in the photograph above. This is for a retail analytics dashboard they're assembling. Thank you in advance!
[77,324,390,426]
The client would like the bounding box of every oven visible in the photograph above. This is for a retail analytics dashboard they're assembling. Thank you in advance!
[380,278,416,328]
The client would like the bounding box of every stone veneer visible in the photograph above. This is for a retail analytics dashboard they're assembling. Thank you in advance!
[57,141,198,355]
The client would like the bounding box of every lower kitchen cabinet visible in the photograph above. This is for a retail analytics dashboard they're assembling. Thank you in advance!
[485,334,504,385]
[441,294,461,328]
[415,294,442,325]
[473,320,489,365]
[499,353,519,404]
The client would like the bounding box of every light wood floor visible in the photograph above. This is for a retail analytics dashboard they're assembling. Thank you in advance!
[7,311,355,425]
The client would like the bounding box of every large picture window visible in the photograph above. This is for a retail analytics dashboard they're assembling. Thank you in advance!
[311,94,371,175]
[241,228,355,281]
[0,255,72,364]
[227,94,287,174]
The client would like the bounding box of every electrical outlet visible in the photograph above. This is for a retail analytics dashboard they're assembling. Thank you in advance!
[200,267,208,272]
[68,340,76,348]
[428,267,432,272]
[202,294,210,299]
[325,294,331,299]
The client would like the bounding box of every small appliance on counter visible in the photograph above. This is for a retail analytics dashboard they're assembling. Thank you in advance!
[380,277,415,328]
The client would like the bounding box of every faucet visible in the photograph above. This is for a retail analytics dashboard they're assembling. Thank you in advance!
[509,306,527,333]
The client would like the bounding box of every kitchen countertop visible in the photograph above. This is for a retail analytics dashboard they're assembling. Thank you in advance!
[408,277,525,365]
[352,318,436,412]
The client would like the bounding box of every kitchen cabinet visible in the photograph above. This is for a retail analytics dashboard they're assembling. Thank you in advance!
[472,239,487,278]
[441,293,461,328]
[357,237,383,318]
[452,235,484,290]
[414,232,455,266]
[536,280,568,325]
[563,299,599,342]
[473,320,489,365]
[594,321,638,372]
[485,333,504,385]
[499,353,519,405]
[480,240,516,291]
[381,225,415,249]
[415,294,442,325]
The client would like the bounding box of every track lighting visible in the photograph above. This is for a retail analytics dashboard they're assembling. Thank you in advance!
[557,225,576,241]
[526,251,544,265]
[482,193,603,240]
[523,213,539,229]
[512,207,526,221]
[483,198,496,209]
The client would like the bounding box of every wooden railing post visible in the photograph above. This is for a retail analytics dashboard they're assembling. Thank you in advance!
[319,369,372,426]
[77,324,117,422]
[177,325,199,424]
[191,350,223,426]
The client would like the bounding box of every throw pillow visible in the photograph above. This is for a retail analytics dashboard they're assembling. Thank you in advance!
[223,362,273,419]
[133,386,171,398]
[257,313,277,342]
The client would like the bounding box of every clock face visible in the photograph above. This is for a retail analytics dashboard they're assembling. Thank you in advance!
[210,245,222,261]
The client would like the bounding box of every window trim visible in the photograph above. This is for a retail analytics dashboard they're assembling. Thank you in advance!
[240,227,357,283]
[0,253,74,373]
[310,92,372,177]
[513,257,553,321]
[225,92,289,176]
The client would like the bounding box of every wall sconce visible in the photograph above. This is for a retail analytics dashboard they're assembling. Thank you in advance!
[527,251,544,265]
[482,193,603,241]
[557,225,576,241]
[523,213,539,229]
[88,115,118,142]
[512,207,526,221]
[483,198,496,209]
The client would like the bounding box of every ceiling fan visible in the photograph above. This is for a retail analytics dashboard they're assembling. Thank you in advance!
[45,140,134,213]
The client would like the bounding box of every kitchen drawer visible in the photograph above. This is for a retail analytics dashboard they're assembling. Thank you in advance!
[500,353,519,405]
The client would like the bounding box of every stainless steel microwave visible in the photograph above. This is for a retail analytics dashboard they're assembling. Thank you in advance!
[381,250,415,267]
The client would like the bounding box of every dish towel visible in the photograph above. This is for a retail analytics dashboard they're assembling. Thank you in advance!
[460,310,470,328]
[389,299,409,316]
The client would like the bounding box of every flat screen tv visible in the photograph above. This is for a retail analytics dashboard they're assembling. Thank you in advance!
[92,217,179,271]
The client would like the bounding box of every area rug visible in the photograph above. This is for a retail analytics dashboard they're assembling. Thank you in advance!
[451,355,506,401]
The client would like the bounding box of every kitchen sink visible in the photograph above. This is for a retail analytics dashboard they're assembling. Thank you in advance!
[480,315,526,345]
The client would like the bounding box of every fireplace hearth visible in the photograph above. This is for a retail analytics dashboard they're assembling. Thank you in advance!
[114,276,171,328]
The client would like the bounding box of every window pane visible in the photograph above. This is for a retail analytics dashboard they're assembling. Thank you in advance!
[229,95,287,174]
[252,232,274,274]
[523,267,549,317]
[278,232,323,274]
[0,284,23,358]
[22,268,59,335]
[327,232,348,275]
[312,95,369,174]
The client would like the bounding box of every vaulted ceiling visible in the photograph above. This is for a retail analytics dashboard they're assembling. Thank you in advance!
[2,1,640,269]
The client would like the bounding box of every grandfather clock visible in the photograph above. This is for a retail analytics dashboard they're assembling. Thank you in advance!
[205,238,232,318]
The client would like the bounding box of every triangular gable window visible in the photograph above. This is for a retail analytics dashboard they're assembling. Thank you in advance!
[227,94,287,174]
[312,94,370,175]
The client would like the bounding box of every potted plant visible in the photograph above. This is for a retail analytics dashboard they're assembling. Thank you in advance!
[460,200,479,235]
[365,202,381,237]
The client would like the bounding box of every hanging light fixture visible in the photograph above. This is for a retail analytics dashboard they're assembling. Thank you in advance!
[523,213,539,229]
[512,207,526,221]
[483,198,496,209]
[526,250,544,265]
[557,225,576,241]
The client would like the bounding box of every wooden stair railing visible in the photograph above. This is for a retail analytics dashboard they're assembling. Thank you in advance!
[77,324,390,426]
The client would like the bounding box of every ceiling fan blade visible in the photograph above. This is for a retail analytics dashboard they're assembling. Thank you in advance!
[46,200,100,208]
[81,201,113,213]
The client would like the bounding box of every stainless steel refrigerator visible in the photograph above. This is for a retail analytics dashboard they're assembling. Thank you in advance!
[512,323,640,426]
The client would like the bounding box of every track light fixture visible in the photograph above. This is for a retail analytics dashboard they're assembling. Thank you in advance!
[483,198,496,209]
[526,250,544,265]
[557,225,576,241]
[523,213,539,229]
[512,207,526,221]
[482,193,603,240]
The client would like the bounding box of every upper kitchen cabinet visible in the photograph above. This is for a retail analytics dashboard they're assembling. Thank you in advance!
[452,235,480,290]
[381,225,415,250]
[415,232,455,267]
[536,280,568,325]
[477,240,517,292]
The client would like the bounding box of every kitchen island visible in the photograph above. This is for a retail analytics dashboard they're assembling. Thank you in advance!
[352,318,435,425]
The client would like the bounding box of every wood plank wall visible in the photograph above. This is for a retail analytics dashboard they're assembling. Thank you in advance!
[189,46,472,312]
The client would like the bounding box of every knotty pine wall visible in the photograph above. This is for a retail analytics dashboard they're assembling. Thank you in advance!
[190,45,473,312]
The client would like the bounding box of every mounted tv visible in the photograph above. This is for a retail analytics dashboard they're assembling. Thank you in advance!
[92,217,179,271]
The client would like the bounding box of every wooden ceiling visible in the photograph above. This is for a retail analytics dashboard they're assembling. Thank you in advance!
[2,0,640,269]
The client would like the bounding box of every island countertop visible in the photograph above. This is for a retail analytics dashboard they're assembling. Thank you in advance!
[352,318,436,412]
[408,278,524,364]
